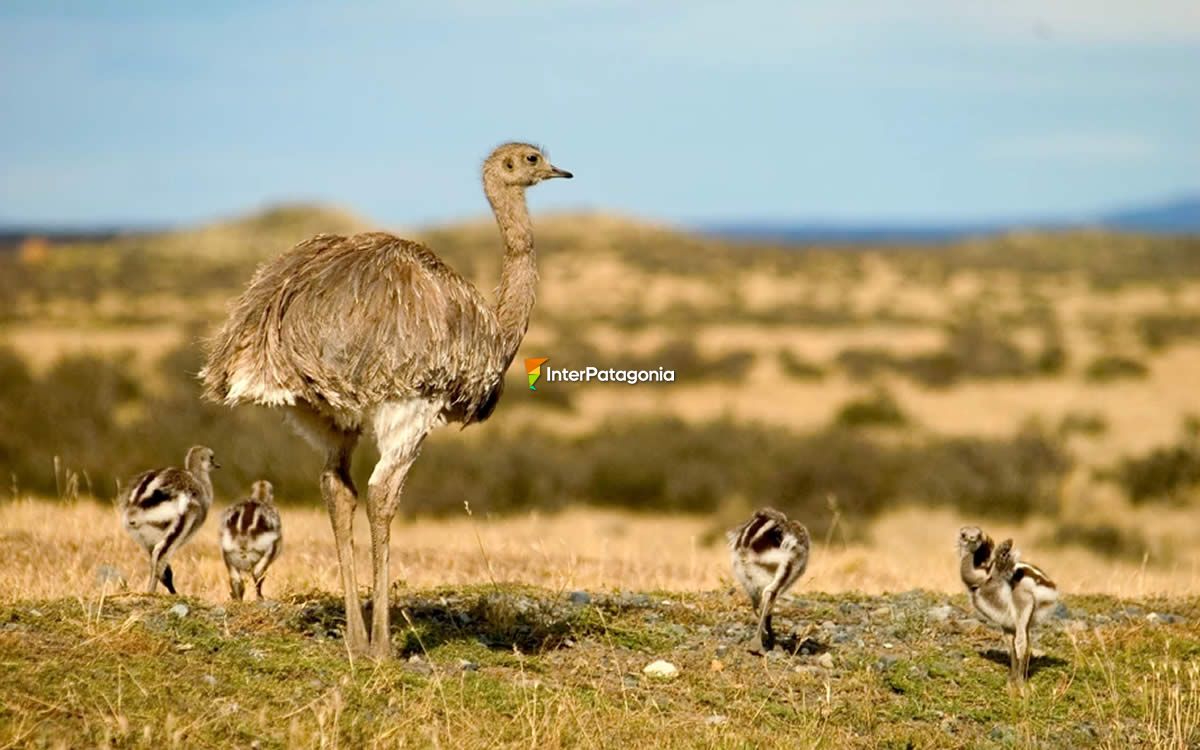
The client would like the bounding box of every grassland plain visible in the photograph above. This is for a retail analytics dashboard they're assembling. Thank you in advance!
[4,210,1200,746]
[1,501,1199,748]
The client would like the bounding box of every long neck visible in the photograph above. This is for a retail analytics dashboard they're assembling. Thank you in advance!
[486,177,538,367]
[187,462,213,505]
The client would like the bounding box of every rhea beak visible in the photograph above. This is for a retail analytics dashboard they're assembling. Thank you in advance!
[212,459,222,469]
[548,166,573,179]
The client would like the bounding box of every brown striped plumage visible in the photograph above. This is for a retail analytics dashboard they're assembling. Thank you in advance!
[200,143,572,658]
[220,480,282,600]
[121,446,219,594]
[727,508,811,654]
[957,526,1059,684]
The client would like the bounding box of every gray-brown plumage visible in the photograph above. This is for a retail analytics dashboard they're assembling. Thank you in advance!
[220,480,283,601]
[727,508,811,655]
[200,143,572,659]
[121,446,219,594]
[957,527,1059,685]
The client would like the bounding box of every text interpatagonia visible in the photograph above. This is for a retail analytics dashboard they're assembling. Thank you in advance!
[543,365,676,384]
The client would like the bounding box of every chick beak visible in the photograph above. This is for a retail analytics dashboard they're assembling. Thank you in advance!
[548,166,573,179]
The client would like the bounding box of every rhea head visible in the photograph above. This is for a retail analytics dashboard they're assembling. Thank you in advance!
[483,142,573,188]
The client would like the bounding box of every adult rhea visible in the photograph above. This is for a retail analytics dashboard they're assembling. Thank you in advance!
[202,143,572,658]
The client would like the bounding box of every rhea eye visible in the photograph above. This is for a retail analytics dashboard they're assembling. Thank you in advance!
[526,154,539,164]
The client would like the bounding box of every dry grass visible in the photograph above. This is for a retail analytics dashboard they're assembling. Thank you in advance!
[2,499,1196,604]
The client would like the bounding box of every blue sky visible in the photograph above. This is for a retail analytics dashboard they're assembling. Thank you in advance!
[1,1,1197,227]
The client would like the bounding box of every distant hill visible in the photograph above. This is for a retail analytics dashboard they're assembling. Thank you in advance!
[2,195,1198,251]
[704,195,1200,244]
[1101,197,1200,233]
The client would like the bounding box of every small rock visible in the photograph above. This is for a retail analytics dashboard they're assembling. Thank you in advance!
[210,607,227,619]
[1051,602,1070,620]
[927,605,955,622]
[989,724,1017,743]
[705,715,728,726]
[875,654,900,671]
[643,660,679,679]
[1147,612,1184,625]
[567,591,592,606]
[870,606,891,620]
[882,642,894,649]
[458,659,479,672]
[169,603,189,619]
[820,620,836,630]
[27,609,43,618]
[831,629,854,644]
[714,644,729,657]
[622,674,640,689]
[202,674,217,686]
[405,655,432,676]
[817,653,835,670]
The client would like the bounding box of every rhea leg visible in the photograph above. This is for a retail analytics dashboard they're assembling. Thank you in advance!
[225,556,245,601]
[750,563,793,654]
[1012,598,1035,685]
[252,540,279,600]
[365,456,414,660]
[148,514,190,594]
[320,432,368,655]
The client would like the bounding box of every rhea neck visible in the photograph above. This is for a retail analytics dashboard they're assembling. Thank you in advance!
[484,172,538,367]
[185,456,214,503]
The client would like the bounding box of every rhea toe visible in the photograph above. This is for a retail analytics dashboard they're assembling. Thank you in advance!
[220,480,283,600]
[728,508,811,654]
[957,526,1058,684]
[121,445,219,594]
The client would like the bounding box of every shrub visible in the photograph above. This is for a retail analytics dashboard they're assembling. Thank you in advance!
[833,390,908,429]
[1042,523,1149,562]
[1084,355,1149,383]
[1137,314,1200,350]
[1112,433,1200,504]
[1057,411,1109,438]
[777,350,825,380]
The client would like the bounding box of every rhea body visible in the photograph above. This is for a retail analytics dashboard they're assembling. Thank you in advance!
[957,526,1058,684]
[122,445,219,594]
[728,508,811,654]
[220,480,283,600]
[201,143,572,658]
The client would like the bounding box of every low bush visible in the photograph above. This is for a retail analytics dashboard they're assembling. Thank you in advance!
[0,347,1072,530]
[1084,354,1149,383]
[833,390,908,429]
[777,350,825,380]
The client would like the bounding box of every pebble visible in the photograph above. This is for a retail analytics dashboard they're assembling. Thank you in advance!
[568,591,592,606]
[210,607,227,619]
[643,660,679,679]
[817,653,835,670]
[927,605,955,622]
[169,603,189,619]
[202,674,217,686]
[705,715,728,726]
[1147,612,1185,625]
[458,659,479,672]
[1051,602,1070,620]
[875,654,900,671]
[870,606,891,620]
